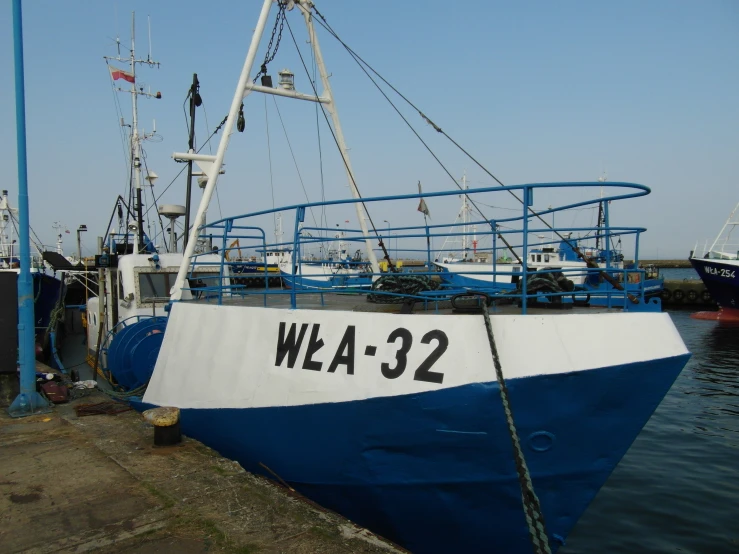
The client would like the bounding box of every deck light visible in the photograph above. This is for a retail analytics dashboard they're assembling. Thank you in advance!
[278,69,294,90]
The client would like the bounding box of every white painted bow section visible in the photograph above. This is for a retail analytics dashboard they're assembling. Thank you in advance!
[143,304,688,410]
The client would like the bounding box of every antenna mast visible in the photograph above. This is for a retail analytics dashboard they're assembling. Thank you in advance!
[104,11,161,253]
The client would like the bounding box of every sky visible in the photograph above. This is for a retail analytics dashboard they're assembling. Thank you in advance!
[1,0,737,260]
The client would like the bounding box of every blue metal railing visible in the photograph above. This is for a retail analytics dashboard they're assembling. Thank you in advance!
[174,181,660,314]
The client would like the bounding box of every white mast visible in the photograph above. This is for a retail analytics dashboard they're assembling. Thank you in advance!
[104,12,161,254]
[170,0,274,300]
[171,0,381,299]
[0,190,17,262]
[299,2,380,273]
[52,221,64,255]
[130,14,143,252]
[275,212,284,247]
[435,172,471,261]
[708,201,739,257]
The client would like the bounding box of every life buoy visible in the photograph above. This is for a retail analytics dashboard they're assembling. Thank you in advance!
[673,289,685,302]
[661,289,672,301]
[701,290,712,303]
[687,290,698,302]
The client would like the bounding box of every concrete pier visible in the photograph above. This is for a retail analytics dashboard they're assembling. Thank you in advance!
[1,388,401,553]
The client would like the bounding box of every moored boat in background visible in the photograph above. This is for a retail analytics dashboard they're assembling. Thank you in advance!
[689,202,739,321]
[1,189,67,371]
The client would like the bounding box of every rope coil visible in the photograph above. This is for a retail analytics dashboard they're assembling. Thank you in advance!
[366,274,439,304]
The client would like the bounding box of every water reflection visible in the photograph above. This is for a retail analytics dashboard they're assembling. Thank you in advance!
[562,312,739,554]
[681,317,739,435]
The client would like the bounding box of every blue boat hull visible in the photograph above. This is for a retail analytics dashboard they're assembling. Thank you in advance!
[690,257,739,310]
[137,353,688,553]
[436,269,517,291]
[281,270,373,291]
[0,272,64,364]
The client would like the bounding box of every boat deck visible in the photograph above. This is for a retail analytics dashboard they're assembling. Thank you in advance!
[183,290,624,316]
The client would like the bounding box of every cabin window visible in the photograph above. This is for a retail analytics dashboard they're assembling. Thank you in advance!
[536,254,541,262]
[544,255,550,262]
[138,272,178,302]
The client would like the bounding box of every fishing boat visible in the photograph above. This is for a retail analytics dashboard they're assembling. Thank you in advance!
[227,213,289,281]
[83,13,227,386]
[690,202,739,321]
[278,229,374,291]
[0,190,68,371]
[92,2,691,552]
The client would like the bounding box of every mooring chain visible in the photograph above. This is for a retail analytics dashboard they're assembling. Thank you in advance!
[480,301,552,554]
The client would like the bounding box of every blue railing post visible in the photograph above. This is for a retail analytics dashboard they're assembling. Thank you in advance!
[634,232,643,302]
[425,224,431,271]
[9,0,50,417]
[492,221,497,289]
[291,207,305,309]
[262,233,268,307]
[604,200,611,268]
[603,201,613,309]
[217,221,232,305]
[522,187,533,314]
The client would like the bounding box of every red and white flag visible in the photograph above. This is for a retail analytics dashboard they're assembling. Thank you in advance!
[109,65,135,83]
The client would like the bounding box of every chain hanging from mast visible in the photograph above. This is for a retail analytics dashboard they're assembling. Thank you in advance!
[235,1,288,135]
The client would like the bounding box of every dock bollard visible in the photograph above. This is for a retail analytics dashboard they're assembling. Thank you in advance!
[142,407,182,446]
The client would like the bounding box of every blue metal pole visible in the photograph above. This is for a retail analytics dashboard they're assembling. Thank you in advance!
[634,232,642,301]
[290,207,305,309]
[218,223,228,306]
[604,200,613,309]
[492,221,497,285]
[9,0,50,417]
[521,187,532,314]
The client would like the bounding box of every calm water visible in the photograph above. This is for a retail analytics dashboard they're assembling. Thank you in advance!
[661,267,701,281]
[563,310,739,553]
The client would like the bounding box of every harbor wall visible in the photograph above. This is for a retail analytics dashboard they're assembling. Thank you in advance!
[631,260,692,268]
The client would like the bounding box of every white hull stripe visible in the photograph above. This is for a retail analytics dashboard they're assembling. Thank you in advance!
[144,303,688,410]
